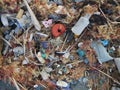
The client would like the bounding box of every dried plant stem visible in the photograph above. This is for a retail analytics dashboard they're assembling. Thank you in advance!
[11,77,21,90]
[23,35,26,56]
[113,0,120,6]
[25,25,33,38]
[17,82,27,90]
[0,36,11,47]
[23,0,41,31]
[91,66,120,85]
[11,35,23,46]
[99,7,114,32]
[60,34,68,52]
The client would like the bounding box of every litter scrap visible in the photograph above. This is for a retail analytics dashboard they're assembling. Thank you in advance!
[0,0,120,90]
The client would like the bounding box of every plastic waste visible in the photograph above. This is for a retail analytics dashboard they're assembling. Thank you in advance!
[1,14,9,26]
[72,14,91,36]
[91,41,113,64]
[23,0,41,31]
[77,49,85,59]
[114,58,120,73]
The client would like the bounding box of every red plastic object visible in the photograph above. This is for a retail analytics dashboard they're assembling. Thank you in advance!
[51,24,66,37]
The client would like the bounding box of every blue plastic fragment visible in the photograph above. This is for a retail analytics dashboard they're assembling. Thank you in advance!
[77,49,85,58]
[100,39,109,46]
[83,58,89,64]
[34,85,45,90]
[41,41,48,49]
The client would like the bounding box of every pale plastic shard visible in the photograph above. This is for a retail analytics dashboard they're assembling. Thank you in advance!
[35,32,48,37]
[23,0,41,31]
[114,58,120,73]
[36,52,45,64]
[91,41,113,64]
[78,42,83,47]
[44,67,53,73]
[1,15,9,26]
[74,0,84,3]
[111,86,120,90]
[22,57,29,65]
[63,52,70,58]
[56,80,68,87]
[71,14,91,36]
[55,6,64,14]
[40,70,50,80]
[29,33,33,42]
[13,46,24,55]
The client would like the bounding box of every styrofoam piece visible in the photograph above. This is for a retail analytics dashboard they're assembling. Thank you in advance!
[71,14,91,36]
[114,58,120,73]
[91,41,113,64]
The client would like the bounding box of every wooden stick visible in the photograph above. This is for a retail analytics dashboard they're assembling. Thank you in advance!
[25,25,33,38]
[11,35,23,46]
[12,77,21,90]
[17,82,27,90]
[113,0,120,6]
[10,77,27,90]
[60,34,68,51]
[0,36,11,47]
[99,6,114,32]
[91,66,120,85]
[68,29,87,52]
[23,0,41,31]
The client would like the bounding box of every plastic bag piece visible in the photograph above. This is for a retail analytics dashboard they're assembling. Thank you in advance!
[91,41,113,64]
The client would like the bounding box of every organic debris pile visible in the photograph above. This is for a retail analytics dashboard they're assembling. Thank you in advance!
[0,0,120,90]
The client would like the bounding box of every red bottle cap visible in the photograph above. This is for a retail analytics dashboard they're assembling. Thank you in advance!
[51,24,66,37]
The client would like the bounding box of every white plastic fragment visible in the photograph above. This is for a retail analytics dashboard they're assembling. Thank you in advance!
[78,42,83,47]
[1,14,9,26]
[55,6,64,14]
[35,32,48,37]
[114,58,120,73]
[71,14,91,35]
[74,0,84,3]
[22,58,29,65]
[111,86,120,90]
[13,46,24,55]
[29,33,33,42]
[56,80,68,87]
[34,84,38,88]
[17,14,31,28]
[111,46,116,51]
[40,70,50,80]
[44,67,53,73]
[63,52,70,59]
[36,52,45,64]
[23,0,41,31]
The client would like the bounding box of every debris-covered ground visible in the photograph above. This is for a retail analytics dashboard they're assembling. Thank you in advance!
[0,0,120,90]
